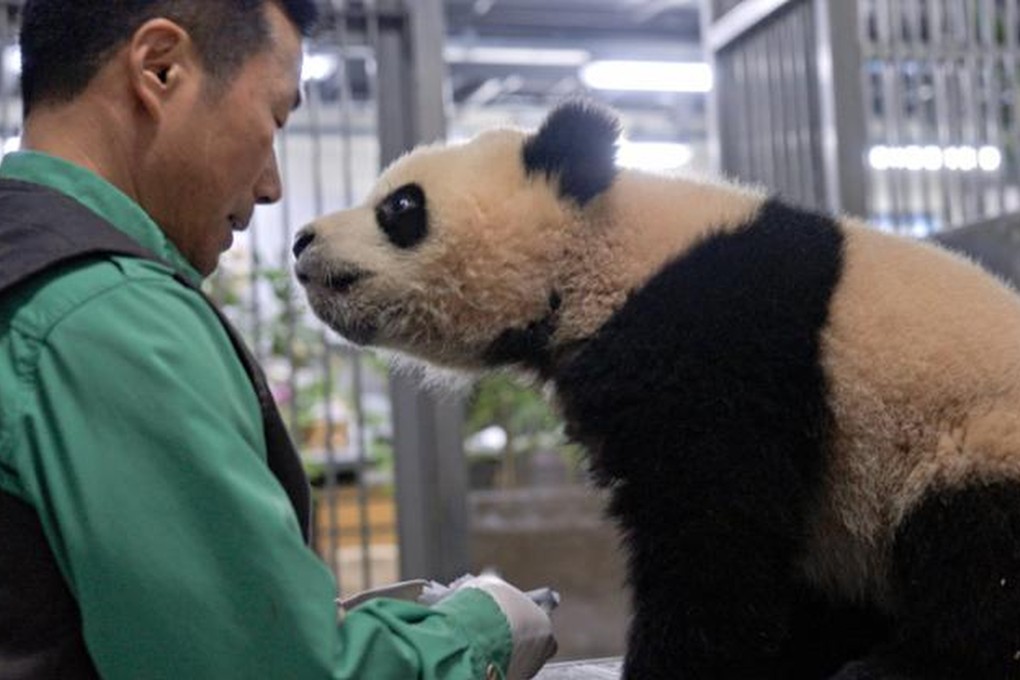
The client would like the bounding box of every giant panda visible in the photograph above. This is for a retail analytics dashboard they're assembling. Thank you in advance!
[293,100,1020,680]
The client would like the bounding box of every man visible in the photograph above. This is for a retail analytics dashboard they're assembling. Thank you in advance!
[0,1,555,678]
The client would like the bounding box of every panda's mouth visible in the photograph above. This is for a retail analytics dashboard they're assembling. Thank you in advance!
[295,260,370,294]
[323,269,369,293]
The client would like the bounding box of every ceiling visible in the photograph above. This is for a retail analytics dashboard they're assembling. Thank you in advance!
[0,1,710,153]
[444,0,702,41]
[442,0,707,142]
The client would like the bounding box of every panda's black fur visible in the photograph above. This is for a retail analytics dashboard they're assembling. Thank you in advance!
[295,100,1020,680]
[555,201,859,678]
[523,100,621,206]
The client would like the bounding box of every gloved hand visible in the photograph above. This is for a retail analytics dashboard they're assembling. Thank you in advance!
[338,574,559,678]
[453,573,558,679]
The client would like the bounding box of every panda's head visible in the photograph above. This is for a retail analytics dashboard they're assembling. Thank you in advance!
[294,100,622,373]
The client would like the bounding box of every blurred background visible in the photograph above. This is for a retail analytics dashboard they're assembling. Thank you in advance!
[3,0,1020,662]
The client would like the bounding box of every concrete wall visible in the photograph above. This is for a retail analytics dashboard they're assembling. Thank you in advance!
[469,486,630,661]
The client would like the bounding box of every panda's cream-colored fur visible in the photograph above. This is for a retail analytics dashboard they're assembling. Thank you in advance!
[302,128,763,365]
[806,223,1020,605]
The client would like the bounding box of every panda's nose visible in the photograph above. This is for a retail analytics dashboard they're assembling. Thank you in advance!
[293,228,316,259]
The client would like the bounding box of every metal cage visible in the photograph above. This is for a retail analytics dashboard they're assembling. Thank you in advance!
[704,0,1020,236]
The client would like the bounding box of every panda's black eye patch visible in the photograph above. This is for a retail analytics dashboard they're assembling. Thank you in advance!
[376,183,428,249]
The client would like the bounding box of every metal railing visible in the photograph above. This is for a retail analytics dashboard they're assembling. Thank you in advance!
[861,0,1020,232]
[703,0,1020,235]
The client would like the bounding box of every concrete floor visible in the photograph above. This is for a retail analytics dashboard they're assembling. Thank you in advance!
[536,657,623,679]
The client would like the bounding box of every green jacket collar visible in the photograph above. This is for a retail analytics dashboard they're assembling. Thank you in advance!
[0,150,202,285]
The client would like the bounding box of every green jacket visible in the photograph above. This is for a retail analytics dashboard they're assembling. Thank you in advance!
[0,151,511,679]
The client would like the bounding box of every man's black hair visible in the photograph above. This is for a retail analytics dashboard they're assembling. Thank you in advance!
[19,0,318,117]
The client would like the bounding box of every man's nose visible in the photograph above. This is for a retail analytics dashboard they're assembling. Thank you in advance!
[255,151,283,205]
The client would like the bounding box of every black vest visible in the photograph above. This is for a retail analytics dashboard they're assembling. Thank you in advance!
[0,178,311,678]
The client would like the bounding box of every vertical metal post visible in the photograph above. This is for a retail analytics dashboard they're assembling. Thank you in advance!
[700,0,724,174]
[373,0,469,583]
[814,0,867,216]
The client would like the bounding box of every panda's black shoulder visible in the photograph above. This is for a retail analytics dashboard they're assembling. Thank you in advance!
[555,198,847,483]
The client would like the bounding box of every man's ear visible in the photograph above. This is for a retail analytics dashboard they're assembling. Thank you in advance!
[126,18,194,120]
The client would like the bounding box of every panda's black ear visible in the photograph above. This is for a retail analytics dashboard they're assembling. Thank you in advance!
[523,99,621,206]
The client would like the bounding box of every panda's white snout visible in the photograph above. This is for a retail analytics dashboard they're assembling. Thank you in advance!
[293,224,372,296]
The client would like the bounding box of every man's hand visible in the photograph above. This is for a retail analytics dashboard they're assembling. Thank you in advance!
[454,573,558,679]
[339,573,559,678]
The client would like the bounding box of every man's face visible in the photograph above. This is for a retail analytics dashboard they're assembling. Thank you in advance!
[144,3,303,276]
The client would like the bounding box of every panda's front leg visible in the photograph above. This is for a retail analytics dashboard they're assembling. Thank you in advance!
[610,473,807,680]
[830,480,1020,680]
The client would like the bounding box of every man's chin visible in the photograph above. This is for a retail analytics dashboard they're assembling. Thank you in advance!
[194,253,221,278]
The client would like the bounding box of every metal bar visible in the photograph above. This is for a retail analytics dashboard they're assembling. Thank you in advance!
[350,348,372,590]
[699,0,724,174]
[788,12,811,207]
[729,49,750,178]
[764,23,786,196]
[276,97,301,442]
[922,61,941,229]
[1006,0,1020,213]
[986,1,1005,216]
[929,0,953,228]
[905,0,929,231]
[248,202,264,361]
[961,8,980,222]
[335,0,375,592]
[706,0,801,52]
[814,0,868,216]
[980,0,1003,217]
[778,14,802,204]
[0,8,9,145]
[374,0,469,583]
[884,0,908,230]
[714,55,731,176]
[858,0,877,221]
[709,0,1020,228]
[304,74,342,583]
[752,32,771,185]
[793,2,822,209]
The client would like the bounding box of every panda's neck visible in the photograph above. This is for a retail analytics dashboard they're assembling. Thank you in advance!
[551,172,765,351]
[481,289,565,378]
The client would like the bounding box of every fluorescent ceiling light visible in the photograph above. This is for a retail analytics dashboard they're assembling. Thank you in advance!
[868,145,1001,172]
[978,145,1003,171]
[445,45,591,67]
[302,52,339,82]
[617,141,693,171]
[581,60,712,93]
[3,45,20,76]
